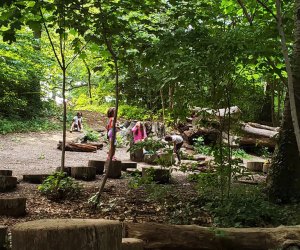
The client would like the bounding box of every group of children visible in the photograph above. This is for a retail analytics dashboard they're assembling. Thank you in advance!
[69,108,184,163]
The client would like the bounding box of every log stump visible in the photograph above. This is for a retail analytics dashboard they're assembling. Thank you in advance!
[23,174,50,184]
[70,167,96,181]
[126,168,142,176]
[121,162,137,171]
[0,198,26,217]
[121,238,144,250]
[0,226,7,250]
[142,167,170,184]
[0,170,12,176]
[157,152,176,166]
[0,176,17,192]
[144,154,158,165]
[88,160,105,175]
[12,219,122,250]
[105,161,122,179]
[246,161,264,172]
[130,149,144,162]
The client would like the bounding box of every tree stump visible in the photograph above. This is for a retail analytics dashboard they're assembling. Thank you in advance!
[70,167,96,181]
[121,162,137,171]
[157,152,175,166]
[125,222,300,250]
[12,219,122,250]
[88,160,105,175]
[23,174,50,184]
[144,154,158,165]
[0,198,26,216]
[121,238,144,250]
[246,161,264,172]
[142,167,170,184]
[105,161,122,179]
[0,176,17,192]
[126,168,142,176]
[0,170,12,176]
[130,149,144,162]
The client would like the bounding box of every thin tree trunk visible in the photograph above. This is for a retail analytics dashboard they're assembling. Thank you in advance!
[160,88,165,123]
[276,0,300,155]
[83,59,93,104]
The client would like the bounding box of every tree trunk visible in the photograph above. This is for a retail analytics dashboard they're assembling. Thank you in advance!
[268,0,300,202]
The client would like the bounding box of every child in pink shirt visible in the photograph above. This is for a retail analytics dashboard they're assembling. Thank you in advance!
[132,122,147,143]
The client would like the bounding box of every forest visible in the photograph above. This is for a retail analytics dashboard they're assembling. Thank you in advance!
[1,0,300,249]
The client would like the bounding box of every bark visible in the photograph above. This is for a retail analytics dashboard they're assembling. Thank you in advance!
[125,222,300,250]
[241,124,278,138]
[267,0,300,202]
[239,137,276,149]
[57,141,97,152]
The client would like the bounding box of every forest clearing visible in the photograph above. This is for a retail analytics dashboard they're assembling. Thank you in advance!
[1,0,300,249]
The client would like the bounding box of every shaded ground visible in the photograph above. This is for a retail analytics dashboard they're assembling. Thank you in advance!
[0,111,207,229]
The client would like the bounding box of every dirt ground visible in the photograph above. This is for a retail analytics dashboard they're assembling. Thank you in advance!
[0,112,204,230]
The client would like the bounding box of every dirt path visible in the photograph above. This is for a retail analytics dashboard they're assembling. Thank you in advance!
[0,131,130,179]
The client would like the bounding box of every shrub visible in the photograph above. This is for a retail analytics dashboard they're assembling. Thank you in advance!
[38,172,82,200]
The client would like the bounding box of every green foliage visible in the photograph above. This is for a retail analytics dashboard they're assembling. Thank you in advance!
[193,137,214,156]
[0,117,60,134]
[118,104,151,120]
[128,138,165,154]
[38,172,82,201]
[84,130,99,142]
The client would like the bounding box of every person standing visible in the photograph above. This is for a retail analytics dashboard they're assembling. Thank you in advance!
[106,107,117,160]
[164,134,183,163]
[131,121,147,143]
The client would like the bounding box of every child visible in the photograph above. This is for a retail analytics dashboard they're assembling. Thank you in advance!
[165,134,183,163]
[70,112,83,132]
[131,121,147,143]
[106,107,117,160]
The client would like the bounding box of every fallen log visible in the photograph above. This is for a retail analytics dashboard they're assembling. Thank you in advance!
[57,141,97,152]
[81,142,103,149]
[247,122,280,132]
[241,124,278,138]
[125,222,300,250]
[192,106,241,118]
[239,137,276,149]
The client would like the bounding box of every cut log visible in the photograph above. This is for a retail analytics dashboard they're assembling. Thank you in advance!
[88,160,105,175]
[144,154,158,165]
[105,160,122,179]
[142,167,170,184]
[0,170,12,176]
[23,174,50,184]
[239,137,276,149]
[246,161,264,172]
[125,222,300,250]
[0,198,26,216]
[12,219,122,250]
[121,162,137,171]
[121,238,144,250]
[247,122,280,132]
[0,176,17,192]
[130,148,144,162]
[81,142,103,149]
[57,142,97,152]
[241,124,278,138]
[70,167,96,181]
[0,226,7,250]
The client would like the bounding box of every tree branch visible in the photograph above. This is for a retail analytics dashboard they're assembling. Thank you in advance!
[256,0,277,20]
[236,0,253,25]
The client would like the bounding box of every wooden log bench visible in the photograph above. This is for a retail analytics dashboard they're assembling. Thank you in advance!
[70,167,96,181]
[121,162,137,171]
[88,160,105,175]
[0,176,17,192]
[0,170,12,176]
[23,174,50,184]
[105,160,122,179]
[121,238,144,250]
[12,219,122,250]
[0,198,26,217]
[246,161,264,172]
